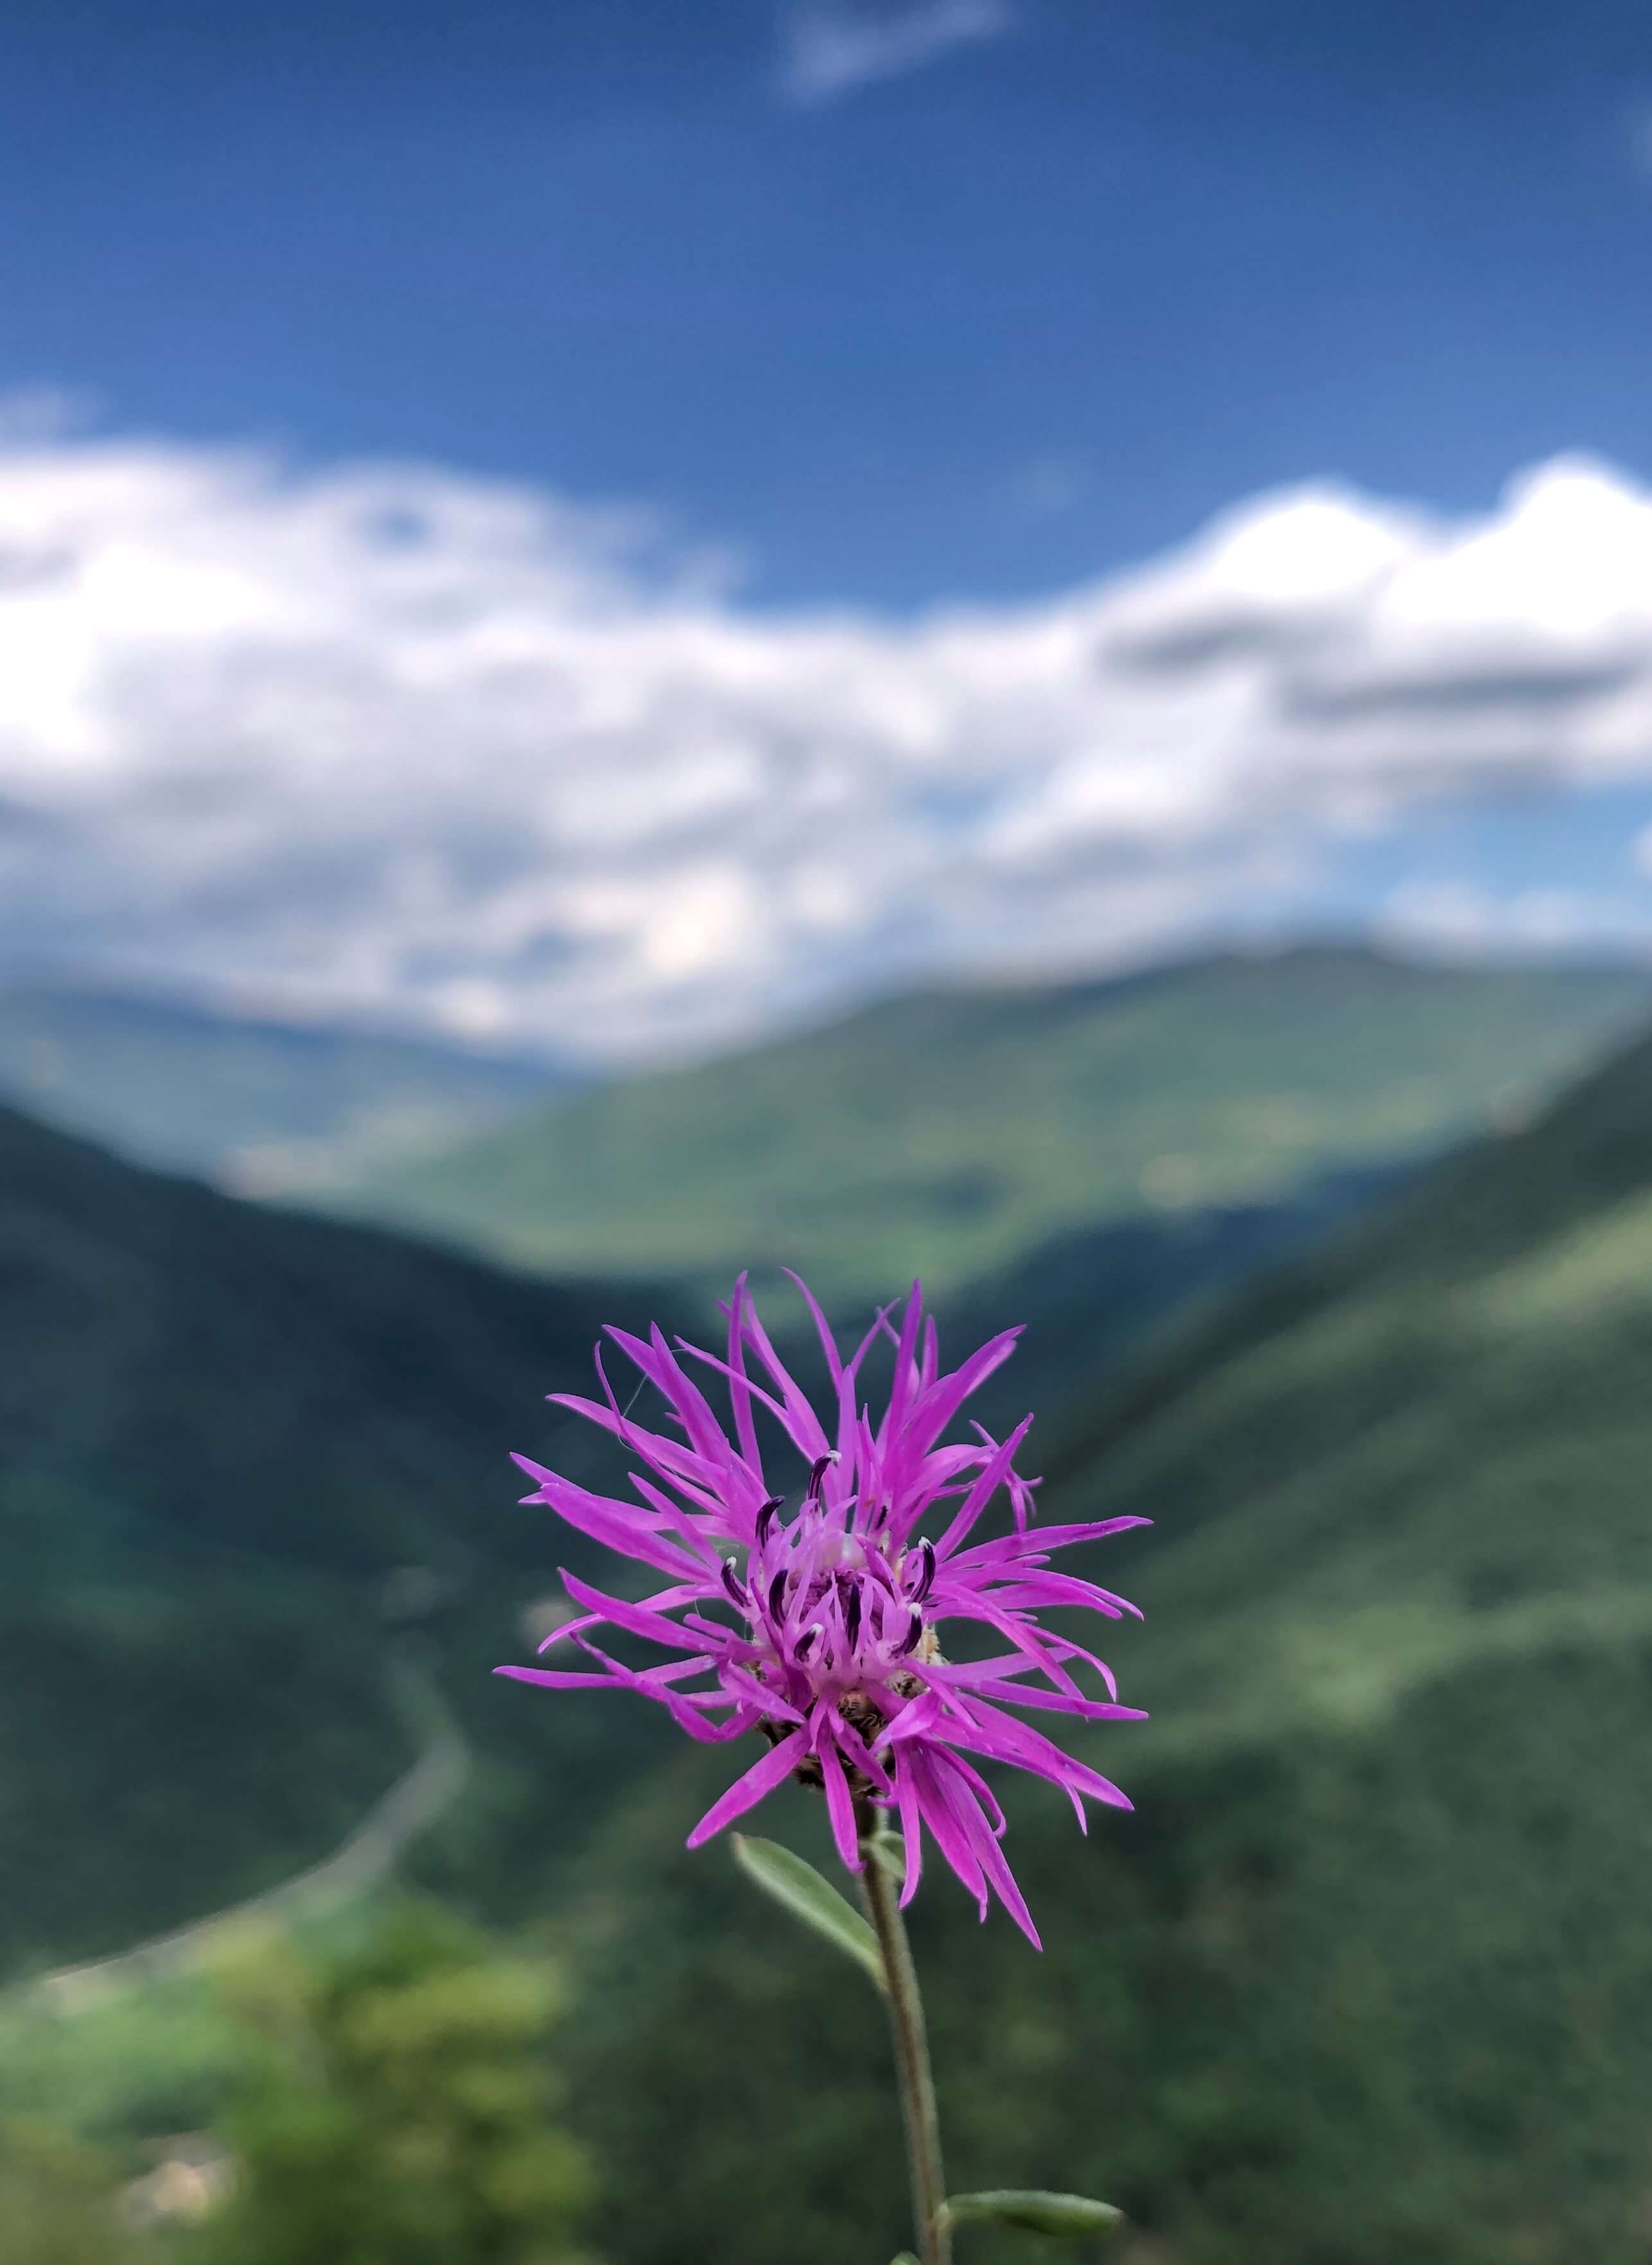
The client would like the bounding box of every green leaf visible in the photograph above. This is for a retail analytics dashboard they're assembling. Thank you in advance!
[944,2190,1124,2239]
[730,1835,886,1990]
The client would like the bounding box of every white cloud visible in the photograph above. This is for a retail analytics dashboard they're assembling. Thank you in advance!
[778,0,1011,105]
[4,429,1652,1059]
[1379,878,1652,956]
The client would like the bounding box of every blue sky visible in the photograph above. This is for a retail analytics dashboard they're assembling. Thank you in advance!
[5,1,1652,1055]
[6,0,1652,606]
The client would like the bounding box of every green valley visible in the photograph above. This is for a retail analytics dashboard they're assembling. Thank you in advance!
[16,985,1652,2265]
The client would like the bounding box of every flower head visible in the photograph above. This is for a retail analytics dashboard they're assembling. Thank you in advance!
[498,1275,1146,1945]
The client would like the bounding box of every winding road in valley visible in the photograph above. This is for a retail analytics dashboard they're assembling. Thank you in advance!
[32,1657,470,2014]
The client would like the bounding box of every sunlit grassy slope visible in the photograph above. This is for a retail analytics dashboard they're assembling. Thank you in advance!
[0,984,574,1194]
[330,946,1651,1305]
[555,1025,1652,2265]
[0,1101,681,1971]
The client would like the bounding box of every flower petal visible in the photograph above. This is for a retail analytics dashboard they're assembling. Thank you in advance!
[559,1570,726,1655]
[816,1731,864,1871]
[685,1730,809,1846]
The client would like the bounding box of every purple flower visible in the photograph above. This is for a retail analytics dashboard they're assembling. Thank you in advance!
[498,1276,1146,1946]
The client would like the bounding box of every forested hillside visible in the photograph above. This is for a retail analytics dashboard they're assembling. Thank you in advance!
[550,1021,1652,2265]
[0,1102,674,1967]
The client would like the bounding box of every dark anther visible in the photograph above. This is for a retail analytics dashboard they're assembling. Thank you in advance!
[842,1581,863,1649]
[908,1538,936,1602]
[896,1608,926,1657]
[806,1452,838,1501]
[755,1496,784,1546]
[795,1623,822,1662]
[767,1567,789,1626]
[719,1558,748,1609]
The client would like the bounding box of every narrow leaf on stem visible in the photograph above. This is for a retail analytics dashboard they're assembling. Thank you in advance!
[944,2190,1124,2238]
[730,1834,888,1990]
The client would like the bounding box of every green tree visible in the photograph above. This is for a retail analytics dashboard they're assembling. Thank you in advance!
[0,2115,134,2265]
[198,1903,593,2265]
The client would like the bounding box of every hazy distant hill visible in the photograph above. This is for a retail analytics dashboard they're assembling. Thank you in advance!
[330,946,1652,1305]
[556,1024,1652,2265]
[0,984,578,1194]
[0,1100,680,1970]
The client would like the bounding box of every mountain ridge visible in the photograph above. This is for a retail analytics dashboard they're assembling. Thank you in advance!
[325,944,1652,1307]
[0,982,581,1194]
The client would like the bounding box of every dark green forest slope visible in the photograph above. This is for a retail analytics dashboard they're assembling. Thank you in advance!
[555,1025,1652,2265]
[0,1102,678,1969]
[330,946,1651,1305]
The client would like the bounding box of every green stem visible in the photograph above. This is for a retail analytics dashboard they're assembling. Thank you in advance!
[857,1804,952,2265]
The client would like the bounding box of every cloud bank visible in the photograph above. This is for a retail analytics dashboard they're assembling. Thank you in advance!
[3,423,1652,1060]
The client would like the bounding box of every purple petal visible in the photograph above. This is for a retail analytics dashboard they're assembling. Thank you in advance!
[561,1634,753,1744]
[901,1327,1023,1467]
[1042,1632,1124,1700]
[952,1801,1040,1946]
[672,1341,796,1445]
[945,1679,1146,1723]
[906,1750,987,1915]
[511,1459,710,1578]
[933,1592,1090,1704]
[625,1472,729,1558]
[716,1662,805,1722]
[602,1323,734,1476]
[941,1695,1135,1813]
[883,1688,947,1746]
[685,1729,809,1846]
[987,1569,1140,1621]
[495,1664,625,1691]
[723,1275,766,1483]
[924,1749,1039,1939]
[936,1747,1008,1836]
[894,1761,926,1908]
[738,1296,832,1461]
[780,1267,845,1388]
[550,1388,730,1513]
[946,1517,1152,1570]
[815,1732,864,1871]
[928,1416,1035,1559]
[536,1610,604,1653]
[825,1706,893,1797]
[559,1571,726,1655]
[878,1282,926,1449]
